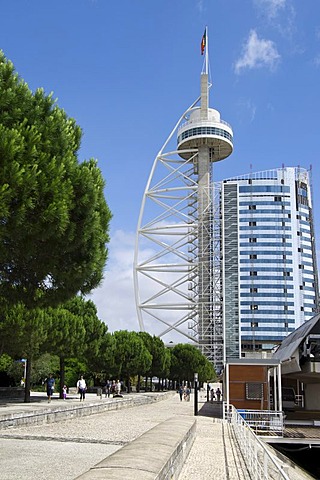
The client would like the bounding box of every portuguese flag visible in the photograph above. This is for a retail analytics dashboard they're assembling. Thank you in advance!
[201,28,206,55]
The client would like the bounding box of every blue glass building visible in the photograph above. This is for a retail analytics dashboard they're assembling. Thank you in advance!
[221,167,319,359]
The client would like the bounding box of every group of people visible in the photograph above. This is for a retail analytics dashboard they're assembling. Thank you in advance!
[210,386,222,402]
[103,379,122,397]
[178,384,191,401]
[44,374,87,402]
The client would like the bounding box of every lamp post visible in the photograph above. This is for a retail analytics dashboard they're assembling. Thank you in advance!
[194,372,198,416]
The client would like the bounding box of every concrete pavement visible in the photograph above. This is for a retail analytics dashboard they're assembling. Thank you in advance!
[0,390,309,479]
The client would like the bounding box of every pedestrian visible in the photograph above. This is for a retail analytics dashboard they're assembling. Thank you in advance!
[111,380,116,395]
[216,387,222,402]
[77,375,87,401]
[210,388,215,402]
[178,385,183,401]
[104,380,111,398]
[62,385,67,400]
[116,379,121,395]
[44,374,55,403]
[185,386,191,401]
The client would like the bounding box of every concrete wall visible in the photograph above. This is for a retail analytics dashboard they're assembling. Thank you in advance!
[304,383,320,410]
[74,416,196,480]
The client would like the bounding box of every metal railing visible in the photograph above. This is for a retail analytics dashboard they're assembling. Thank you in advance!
[224,403,290,480]
[233,408,284,437]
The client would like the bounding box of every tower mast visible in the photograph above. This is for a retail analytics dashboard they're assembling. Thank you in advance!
[134,29,233,371]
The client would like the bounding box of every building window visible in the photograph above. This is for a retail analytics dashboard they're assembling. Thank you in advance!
[250,287,258,293]
[275,196,282,202]
[250,254,257,259]
[249,238,257,243]
[246,383,263,400]
[282,238,286,243]
[300,285,303,290]
[301,307,304,311]
[250,271,257,276]
[284,271,290,276]
[250,305,258,310]
[284,305,288,311]
[249,205,256,210]
[249,221,256,227]
[299,264,304,269]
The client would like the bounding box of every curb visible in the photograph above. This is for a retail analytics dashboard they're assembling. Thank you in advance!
[74,416,196,480]
[0,392,174,429]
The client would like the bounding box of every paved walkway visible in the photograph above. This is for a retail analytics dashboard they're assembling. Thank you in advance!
[0,390,250,479]
[0,390,310,479]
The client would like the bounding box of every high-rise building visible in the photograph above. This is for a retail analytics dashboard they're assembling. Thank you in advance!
[221,166,319,360]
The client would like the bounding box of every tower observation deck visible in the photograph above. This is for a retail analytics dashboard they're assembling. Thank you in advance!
[134,30,233,371]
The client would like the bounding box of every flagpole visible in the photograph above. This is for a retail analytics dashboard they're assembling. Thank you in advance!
[205,26,208,75]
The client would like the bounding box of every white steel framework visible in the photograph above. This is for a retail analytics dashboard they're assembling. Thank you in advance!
[133,32,233,371]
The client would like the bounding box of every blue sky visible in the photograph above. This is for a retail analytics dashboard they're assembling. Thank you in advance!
[1,0,320,334]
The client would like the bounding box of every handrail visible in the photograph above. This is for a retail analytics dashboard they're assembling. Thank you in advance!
[224,403,290,480]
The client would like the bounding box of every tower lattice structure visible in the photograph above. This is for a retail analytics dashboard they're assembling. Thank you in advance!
[134,41,233,371]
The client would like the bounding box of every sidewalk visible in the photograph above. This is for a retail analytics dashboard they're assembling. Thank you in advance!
[0,390,252,479]
[0,391,307,480]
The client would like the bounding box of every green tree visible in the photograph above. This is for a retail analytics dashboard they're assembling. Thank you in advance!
[138,332,170,391]
[113,331,152,392]
[170,344,216,384]
[62,296,116,387]
[0,52,112,401]
[42,304,86,397]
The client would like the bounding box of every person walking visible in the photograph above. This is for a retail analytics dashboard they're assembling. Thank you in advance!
[104,380,111,398]
[62,385,67,400]
[216,387,222,402]
[44,374,55,403]
[178,385,184,401]
[77,375,87,401]
[115,379,121,395]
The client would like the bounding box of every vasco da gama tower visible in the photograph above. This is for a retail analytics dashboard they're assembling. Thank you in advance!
[133,29,233,372]
[133,31,319,372]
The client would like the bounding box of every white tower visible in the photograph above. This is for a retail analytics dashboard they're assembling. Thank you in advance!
[134,29,233,371]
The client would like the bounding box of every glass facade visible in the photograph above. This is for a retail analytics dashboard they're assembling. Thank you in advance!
[221,167,319,359]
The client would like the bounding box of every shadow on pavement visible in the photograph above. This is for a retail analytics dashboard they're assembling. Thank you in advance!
[198,400,223,418]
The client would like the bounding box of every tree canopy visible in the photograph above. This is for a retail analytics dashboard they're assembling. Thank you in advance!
[0,51,112,308]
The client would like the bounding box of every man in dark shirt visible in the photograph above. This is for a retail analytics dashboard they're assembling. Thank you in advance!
[45,374,55,403]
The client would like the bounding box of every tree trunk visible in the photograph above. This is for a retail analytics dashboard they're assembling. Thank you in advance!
[137,374,141,393]
[59,356,65,399]
[24,358,31,403]
[127,374,130,393]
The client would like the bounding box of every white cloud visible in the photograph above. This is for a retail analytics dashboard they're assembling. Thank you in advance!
[254,0,286,19]
[197,0,204,14]
[88,229,139,333]
[254,0,296,37]
[237,98,257,123]
[314,55,320,68]
[234,30,280,74]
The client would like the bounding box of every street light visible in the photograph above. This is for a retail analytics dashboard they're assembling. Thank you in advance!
[194,372,198,416]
